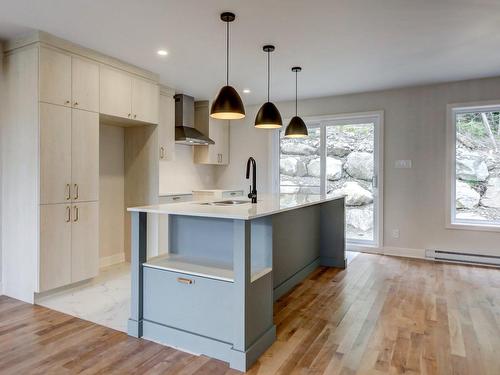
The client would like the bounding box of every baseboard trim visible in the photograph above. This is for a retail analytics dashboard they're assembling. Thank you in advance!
[100,253,125,268]
[350,246,426,260]
[142,319,275,372]
[382,247,426,259]
[273,258,321,302]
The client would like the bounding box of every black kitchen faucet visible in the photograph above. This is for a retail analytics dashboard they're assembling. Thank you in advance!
[246,157,257,203]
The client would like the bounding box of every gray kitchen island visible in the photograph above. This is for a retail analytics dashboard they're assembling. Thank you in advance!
[127,194,345,371]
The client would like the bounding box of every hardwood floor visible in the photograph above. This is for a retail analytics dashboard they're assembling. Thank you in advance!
[0,253,499,374]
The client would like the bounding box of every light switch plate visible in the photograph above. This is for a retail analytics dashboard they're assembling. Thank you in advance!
[395,160,412,169]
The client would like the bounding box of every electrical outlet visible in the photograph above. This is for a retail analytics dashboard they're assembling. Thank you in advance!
[392,229,400,239]
[395,160,412,169]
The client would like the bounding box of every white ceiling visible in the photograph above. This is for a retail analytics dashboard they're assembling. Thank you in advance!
[1,0,500,105]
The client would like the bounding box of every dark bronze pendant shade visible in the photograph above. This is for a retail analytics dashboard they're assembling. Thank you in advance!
[284,116,308,138]
[210,12,245,120]
[211,85,245,120]
[284,67,308,138]
[255,45,282,129]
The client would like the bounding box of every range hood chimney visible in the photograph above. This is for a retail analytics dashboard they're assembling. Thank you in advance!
[174,94,214,145]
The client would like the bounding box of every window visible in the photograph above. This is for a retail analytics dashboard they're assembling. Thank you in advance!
[449,104,500,228]
[276,112,383,247]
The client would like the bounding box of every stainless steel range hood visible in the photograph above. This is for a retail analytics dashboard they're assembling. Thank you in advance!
[174,94,214,145]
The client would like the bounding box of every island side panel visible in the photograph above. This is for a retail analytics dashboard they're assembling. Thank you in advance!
[320,197,346,268]
[231,218,276,372]
[128,211,147,337]
[272,204,321,300]
[232,219,251,352]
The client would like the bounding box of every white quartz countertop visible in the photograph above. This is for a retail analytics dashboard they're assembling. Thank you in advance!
[128,194,344,220]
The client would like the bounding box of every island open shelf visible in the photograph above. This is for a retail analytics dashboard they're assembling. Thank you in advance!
[144,254,272,283]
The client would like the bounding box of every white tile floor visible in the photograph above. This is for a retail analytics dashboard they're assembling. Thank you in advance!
[36,262,131,332]
[36,251,359,333]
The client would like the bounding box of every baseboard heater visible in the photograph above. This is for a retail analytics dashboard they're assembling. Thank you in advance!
[426,249,500,267]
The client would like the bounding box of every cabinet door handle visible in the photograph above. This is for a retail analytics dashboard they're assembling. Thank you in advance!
[65,100,70,105]
[74,101,79,106]
[172,196,181,201]
[160,147,165,159]
[66,184,71,200]
[128,113,131,118]
[66,206,71,222]
[133,114,137,119]
[73,184,79,200]
[73,205,79,222]
[177,277,194,285]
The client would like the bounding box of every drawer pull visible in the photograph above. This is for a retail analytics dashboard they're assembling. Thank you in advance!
[172,196,181,201]
[177,277,194,285]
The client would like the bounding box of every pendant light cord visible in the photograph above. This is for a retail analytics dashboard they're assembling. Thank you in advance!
[267,50,270,102]
[226,21,229,86]
[295,70,298,116]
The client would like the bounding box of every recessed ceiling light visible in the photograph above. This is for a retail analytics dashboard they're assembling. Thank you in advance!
[243,89,251,94]
[157,49,168,56]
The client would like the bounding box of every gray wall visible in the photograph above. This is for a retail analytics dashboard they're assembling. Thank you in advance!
[215,76,500,256]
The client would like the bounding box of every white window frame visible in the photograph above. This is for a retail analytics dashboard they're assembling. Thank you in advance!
[271,110,384,249]
[446,101,500,232]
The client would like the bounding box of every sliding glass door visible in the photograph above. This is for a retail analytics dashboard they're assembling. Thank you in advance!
[277,113,383,247]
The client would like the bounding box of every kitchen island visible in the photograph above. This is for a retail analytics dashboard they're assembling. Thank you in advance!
[127,194,345,371]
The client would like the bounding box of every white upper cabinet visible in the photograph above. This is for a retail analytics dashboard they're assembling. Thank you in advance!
[71,57,99,112]
[158,91,175,161]
[39,48,99,112]
[100,66,132,119]
[39,47,72,107]
[100,66,159,124]
[211,120,229,165]
[132,77,159,124]
[193,101,230,165]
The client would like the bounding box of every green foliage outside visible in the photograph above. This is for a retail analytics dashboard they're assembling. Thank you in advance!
[457,112,500,138]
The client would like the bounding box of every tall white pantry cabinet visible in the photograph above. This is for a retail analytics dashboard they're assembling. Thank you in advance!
[4,44,101,295]
[1,32,162,302]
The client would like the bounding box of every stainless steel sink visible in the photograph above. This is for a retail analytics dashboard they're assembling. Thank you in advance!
[198,200,250,206]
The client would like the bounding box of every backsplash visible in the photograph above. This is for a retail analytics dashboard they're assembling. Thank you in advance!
[159,145,216,194]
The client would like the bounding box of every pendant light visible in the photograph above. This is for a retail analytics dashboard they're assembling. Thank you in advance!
[255,45,282,129]
[285,67,308,138]
[210,12,246,120]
